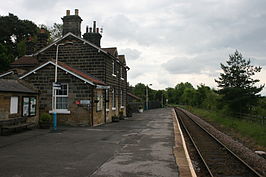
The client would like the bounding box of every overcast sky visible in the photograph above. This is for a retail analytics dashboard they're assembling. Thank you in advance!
[1,0,266,94]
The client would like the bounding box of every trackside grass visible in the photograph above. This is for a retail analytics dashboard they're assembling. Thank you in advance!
[177,106,266,150]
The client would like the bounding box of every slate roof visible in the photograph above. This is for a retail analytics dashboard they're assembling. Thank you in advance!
[102,47,118,57]
[11,56,38,66]
[0,79,37,93]
[118,55,126,64]
[57,61,106,86]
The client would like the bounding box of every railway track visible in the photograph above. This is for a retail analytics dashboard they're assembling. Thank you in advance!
[175,107,263,177]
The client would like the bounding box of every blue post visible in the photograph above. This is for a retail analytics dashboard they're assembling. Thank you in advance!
[53,112,57,131]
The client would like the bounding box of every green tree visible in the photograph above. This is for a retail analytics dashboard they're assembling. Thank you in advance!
[215,50,264,113]
[180,87,197,106]
[0,44,13,72]
[48,23,63,42]
[175,82,193,104]
[132,83,146,100]
[166,87,177,104]
[0,13,38,71]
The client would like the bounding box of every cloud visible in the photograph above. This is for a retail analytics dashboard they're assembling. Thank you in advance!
[162,57,201,74]
[119,48,141,60]
[1,0,266,94]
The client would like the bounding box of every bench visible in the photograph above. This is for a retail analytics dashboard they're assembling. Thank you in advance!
[0,117,35,135]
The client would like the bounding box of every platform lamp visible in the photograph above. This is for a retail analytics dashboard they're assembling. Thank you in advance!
[146,84,152,110]
[52,41,73,131]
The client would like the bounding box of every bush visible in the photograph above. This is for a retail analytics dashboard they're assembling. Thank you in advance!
[112,115,119,122]
[39,113,52,123]
[119,111,124,120]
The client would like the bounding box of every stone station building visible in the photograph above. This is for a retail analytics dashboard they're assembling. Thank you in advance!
[0,9,129,126]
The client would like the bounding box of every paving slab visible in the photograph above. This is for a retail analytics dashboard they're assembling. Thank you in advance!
[0,108,179,177]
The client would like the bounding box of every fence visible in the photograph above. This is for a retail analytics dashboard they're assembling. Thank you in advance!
[127,101,163,116]
[234,113,266,125]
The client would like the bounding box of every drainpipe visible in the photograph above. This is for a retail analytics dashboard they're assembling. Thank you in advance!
[104,89,106,124]
[91,87,94,126]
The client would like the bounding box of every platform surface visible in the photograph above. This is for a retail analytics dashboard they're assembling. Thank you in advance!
[0,108,184,177]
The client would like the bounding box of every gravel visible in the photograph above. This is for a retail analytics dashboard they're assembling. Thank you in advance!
[181,108,266,176]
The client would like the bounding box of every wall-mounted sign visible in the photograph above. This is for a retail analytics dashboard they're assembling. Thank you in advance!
[80,100,91,105]
[53,82,62,90]
[75,100,91,105]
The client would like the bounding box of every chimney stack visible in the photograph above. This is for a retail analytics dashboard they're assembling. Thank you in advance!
[62,9,82,37]
[83,21,102,47]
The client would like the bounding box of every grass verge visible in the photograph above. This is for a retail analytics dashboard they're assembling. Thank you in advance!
[178,105,266,151]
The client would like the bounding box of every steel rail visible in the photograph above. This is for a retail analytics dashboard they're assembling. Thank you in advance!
[175,108,213,177]
[175,107,262,177]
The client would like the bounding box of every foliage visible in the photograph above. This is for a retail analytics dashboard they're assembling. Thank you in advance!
[49,23,63,41]
[184,106,266,149]
[132,83,146,100]
[38,23,63,43]
[252,97,266,116]
[39,113,52,123]
[0,44,13,72]
[215,50,264,113]
[0,13,38,72]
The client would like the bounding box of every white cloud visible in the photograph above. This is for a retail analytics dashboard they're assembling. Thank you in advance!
[1,0,266,95]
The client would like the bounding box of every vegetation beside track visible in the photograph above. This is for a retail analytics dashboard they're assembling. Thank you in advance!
[178,105,266,151]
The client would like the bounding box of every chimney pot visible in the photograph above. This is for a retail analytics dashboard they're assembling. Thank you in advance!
[89,27,92,33]
[75,9,79,15]
[96,28,99,33]
[93,21,96,33]
[86,26,88,33]
[66,10,70,16]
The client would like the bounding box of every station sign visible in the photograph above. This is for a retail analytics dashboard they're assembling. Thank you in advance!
[53,82,62,90]
[75,100,91,105]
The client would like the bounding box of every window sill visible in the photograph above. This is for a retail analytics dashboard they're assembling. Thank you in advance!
[49,110,70,114]
[106,109,110,112]
[112,74,117,77]
[112,107,116,111]
[121,78,124,80]
[120,106,124,109]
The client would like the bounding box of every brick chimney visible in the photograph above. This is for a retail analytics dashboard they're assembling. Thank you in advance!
[83,21,102,47]
[62,9,83,37]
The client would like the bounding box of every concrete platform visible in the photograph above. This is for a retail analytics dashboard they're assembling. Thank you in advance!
[0,108,194,177]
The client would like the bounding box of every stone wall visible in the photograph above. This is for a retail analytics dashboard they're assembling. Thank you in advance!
[22,63,96,126]
[36,35,128,120]
[0,92,39,123]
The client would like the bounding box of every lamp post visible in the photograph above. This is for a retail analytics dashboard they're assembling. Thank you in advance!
[146,84,152,110]
[53,42,73,131]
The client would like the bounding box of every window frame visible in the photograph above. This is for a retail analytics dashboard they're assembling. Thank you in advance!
[52,83,69,113]
[10,96,19,114]
[112,60,116,77]
[112,89,116,110]
[22,96,37,117]
[106,89,109,111]
[120,90,124,108]
[96,93,103,111]
[120,66,124,80]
